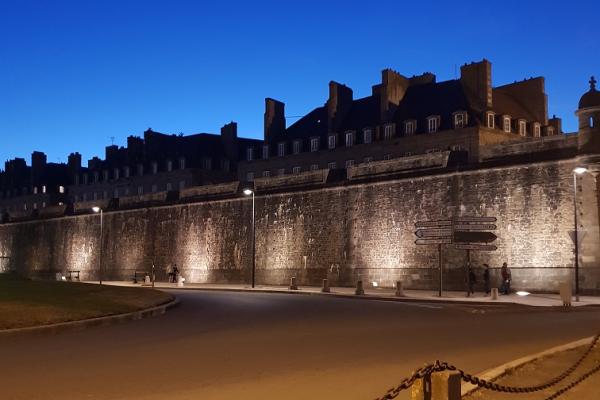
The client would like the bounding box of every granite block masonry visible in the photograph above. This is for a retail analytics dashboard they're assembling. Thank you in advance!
[1,157,598,294]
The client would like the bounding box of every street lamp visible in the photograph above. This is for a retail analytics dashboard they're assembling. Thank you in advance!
[92,206,104,285]
[243,188,256,288]
[573,167,588,301]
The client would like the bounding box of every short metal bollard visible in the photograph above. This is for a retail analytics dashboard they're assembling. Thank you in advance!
[321,278,330,293]
[289,276,298,290]
[355,280,365,295]
[491,287,498,300]
[412,371,461,400]
[395,281,404,297]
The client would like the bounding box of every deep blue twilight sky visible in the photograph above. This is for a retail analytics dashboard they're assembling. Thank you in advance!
[1,1,599,167]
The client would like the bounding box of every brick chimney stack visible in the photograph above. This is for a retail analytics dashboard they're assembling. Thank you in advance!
[264,98,286,143]
[327,81,353,133]
[460,59,493,111]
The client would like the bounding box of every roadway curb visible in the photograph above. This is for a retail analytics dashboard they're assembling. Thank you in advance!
[158,285,536,307]
[0,296,180,337]
[461,335,596,396]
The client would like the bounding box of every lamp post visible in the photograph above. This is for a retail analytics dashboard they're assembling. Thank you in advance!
[573,167,588,302]
[243,188,256,288]
[92,206,104,285]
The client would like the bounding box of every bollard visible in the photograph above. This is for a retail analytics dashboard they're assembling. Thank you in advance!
[395,281,404,297]
[491,287,498,300]
[355,280,365,295]
[559,282,572,307]
[289,276,298,290]
[411,371,461,400]
[322,278,330,293]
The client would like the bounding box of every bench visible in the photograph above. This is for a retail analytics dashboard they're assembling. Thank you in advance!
[133,270,150,284]
[66,270,81,281]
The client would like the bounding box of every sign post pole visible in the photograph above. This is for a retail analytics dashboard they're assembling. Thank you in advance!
[438,243,443,297]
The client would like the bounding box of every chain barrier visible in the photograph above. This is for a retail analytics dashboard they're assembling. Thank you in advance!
[375,333,599,399]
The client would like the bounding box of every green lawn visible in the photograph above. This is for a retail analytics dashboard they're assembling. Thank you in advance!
[0,273,174,330]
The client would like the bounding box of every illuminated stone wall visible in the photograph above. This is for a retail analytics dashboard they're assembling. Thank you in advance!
[0,159,598,293]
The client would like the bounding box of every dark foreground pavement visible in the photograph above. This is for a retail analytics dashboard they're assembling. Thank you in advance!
[0,290,599,400]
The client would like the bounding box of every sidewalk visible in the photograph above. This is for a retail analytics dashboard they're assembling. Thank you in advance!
[99,281,600,308]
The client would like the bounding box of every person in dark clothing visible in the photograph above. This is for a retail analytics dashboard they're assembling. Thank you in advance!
[483,264,491,295]
[468,268,477,295]
[172,264,179,283]
[500,262,511,294]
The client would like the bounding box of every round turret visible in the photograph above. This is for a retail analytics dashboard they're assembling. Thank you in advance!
[579,76,600,109]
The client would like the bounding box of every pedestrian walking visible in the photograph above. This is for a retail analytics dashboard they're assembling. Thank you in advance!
[172,264,179,283]
[468,268,477,295]
[500,262,511,294]
[483,264,491,295]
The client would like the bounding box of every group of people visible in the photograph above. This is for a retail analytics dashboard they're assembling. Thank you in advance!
[467,262,511,296]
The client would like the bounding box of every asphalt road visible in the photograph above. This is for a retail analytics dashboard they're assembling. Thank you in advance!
[1,290,599,400]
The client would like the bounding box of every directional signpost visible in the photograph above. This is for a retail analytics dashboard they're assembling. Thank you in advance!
[414,216,498,298]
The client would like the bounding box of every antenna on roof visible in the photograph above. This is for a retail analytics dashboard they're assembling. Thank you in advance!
[109,136,115,145]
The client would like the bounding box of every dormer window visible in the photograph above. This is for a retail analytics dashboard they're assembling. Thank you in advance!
[547,127,555,136]
[363,128,372,144]
[33,186,38,194]
[42,185,46,194]
[310,138,319,152]
[293,140,301,154]
[427,116,441,133]
[533,123,541,137]
[59,186,65,194]
[124,166,130,178]
[278,142,286,156]
[384,124,394,139]
[137,164,144,176]
[453,112,467,129]
[404,120,416,136]
[114,168,120,180]
[486,112,495,129]
[246,147,254,161]
[345,131,354,147]
[503,116,512,133]
[262,145,269,159]
[328,135,336,149]
[151,162,158,174]
[518,119,527,136]
[166,160,173,172]
[179,157,186,170]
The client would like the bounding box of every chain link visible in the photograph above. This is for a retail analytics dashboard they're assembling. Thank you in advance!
[375,333,599,399]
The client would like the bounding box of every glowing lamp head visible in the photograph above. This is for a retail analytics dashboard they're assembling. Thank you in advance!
[243,189,253,196]
[92,206,101,213]
[516,291,530,297]
[574,167,588,175]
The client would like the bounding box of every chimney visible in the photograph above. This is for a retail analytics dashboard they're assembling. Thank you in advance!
[68,152,81,170]
[460,59,493,111]
[327,81,353,133]
[31,151,47,184]
[105,145,119,162]
[264,98,285,143]
[221,121,238,160]
[379,69,409,121]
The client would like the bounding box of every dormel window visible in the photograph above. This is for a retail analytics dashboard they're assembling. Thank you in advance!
[453,112,467,129]
[293,140,301,154]
[179,158,186,170]
[310,164,319,171]
[42,185,46,194]
[33,186,38,194]
[363,129,372,144]
[384,124,394,139]
[345,131,354,147]
[328,135,336,149]
[404,120,416,136]
[59,186,65,194]
[327,162,337,169]
[503,116,511,133]
[152,162,158,174]
[518,119,527,136]
[166,160,173,172]
[427,116,441,133]
[246,147,254,161]
[292,166,301,174]
[533,123,541,137]
[262,145,269,159]
[262,170,271,178]
[278,142,286,157]
[486,112,495,129]
[345,160,354,168]
[277,168,285,176]
[114,168,120,180]
[310,138,319,152]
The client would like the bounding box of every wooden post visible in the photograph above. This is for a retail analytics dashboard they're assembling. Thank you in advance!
[412,371,461,400]
[355,280,365,295]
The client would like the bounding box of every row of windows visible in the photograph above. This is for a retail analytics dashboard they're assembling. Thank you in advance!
[485,112,553,137]
[1,185,65,199]
[73,181,186,202]
[247,112,470,161]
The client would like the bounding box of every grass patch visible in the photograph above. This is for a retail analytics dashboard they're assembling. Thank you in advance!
[0,273,174,330]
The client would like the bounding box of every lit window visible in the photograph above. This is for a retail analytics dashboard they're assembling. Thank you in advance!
[384,124,394,139]
[310,164,319,171]
[42,202,46,208]
[151,184,157,193]
[363,157,373,163]
[166,160,173,172]
[328,135,336,149]
[58,202,62,206]
[278,142,286,156]
[293,140,301,154]
[427,116,440,133]
[590,117,595,128]
[59,186,65,194]
[277,168,285,176]
[503,116,511,133]
[23,203,27,211]
[33,187,38,194]
[262,145,269,159]
[518,120,527,136]
[345,131,354,147]
[363,129,372,144]
[152,162,158,174]
[247,147,254,161]
[179,158,186,170]
[327,162,337,169]
[487,112,495,129]
[405,120,416,136]
[454,112,467,129]
[533,123,541,137]
[33,202,37,210]
[42,185,47,193]
[310,138,319,152]
[262,170,271,178]
[292,166,301,174]
[345,160,354,168]
[246,172,254,181]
